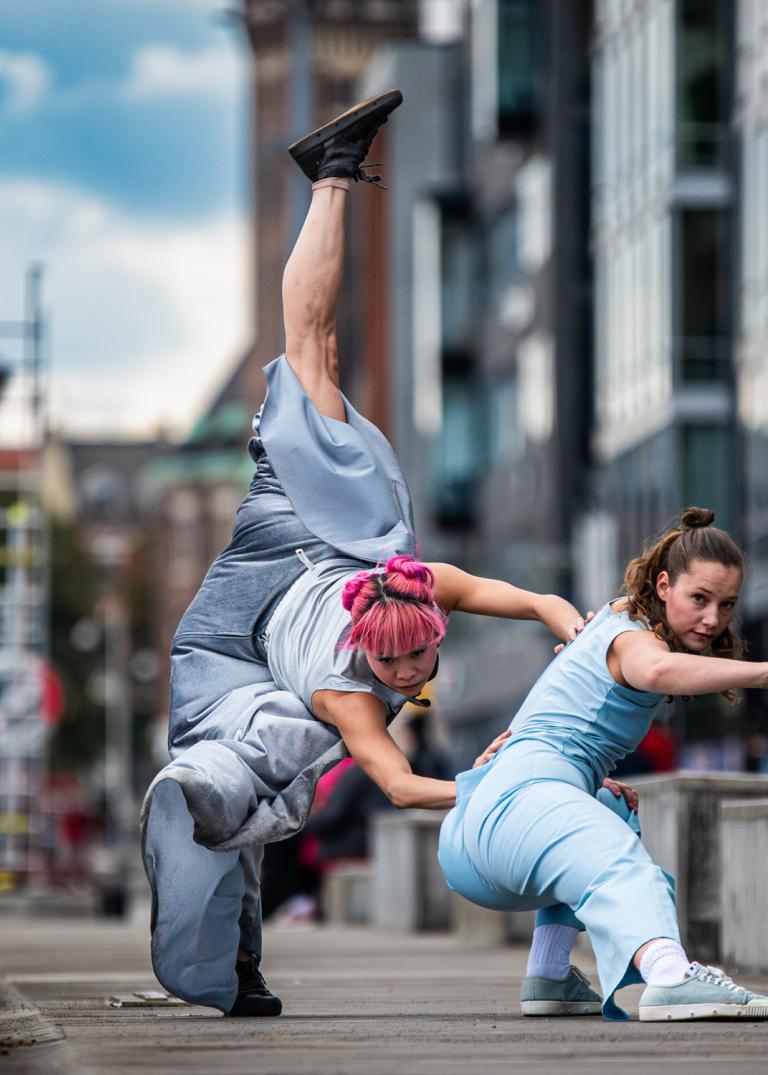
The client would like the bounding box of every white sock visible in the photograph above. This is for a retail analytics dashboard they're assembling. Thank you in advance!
[312,177,352,192]
[638,939,692,986]
[526,924,580,981]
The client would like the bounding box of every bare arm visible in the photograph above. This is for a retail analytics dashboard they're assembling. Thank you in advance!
[429,562,584,643]
[612,630,768,696]
[313,689,456,809]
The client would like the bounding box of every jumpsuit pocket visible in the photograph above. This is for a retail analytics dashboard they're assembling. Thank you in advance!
[455,764,491,803]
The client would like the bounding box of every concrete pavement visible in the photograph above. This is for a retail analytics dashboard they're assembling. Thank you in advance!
[2,906,768,1075]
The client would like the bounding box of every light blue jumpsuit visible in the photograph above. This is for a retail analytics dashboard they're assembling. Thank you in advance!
[438,603,680,1020]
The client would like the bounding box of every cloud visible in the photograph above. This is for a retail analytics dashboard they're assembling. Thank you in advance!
[0,178,251,438]
[121,41,243,101]
[0,50,50,114]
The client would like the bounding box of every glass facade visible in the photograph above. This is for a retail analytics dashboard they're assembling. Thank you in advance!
[735,0,768,602]
[676,208,731,382]
[676,0,731,168]
[592,0,735,562]
[592,0,676,461]
[497,0,538,132]
[433,368,483,529]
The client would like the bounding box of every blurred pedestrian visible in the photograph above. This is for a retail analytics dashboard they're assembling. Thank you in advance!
[440,508,768,1022]
[141,89,596,1019]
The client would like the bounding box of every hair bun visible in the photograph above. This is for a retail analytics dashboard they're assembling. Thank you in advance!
[385,554,434,587]
[341,570,373,611]
[681,506,715,530]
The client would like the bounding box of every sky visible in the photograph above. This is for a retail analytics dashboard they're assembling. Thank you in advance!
[0,0,251,441]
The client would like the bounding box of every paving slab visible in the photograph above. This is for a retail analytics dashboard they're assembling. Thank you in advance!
[1,911,767,1075]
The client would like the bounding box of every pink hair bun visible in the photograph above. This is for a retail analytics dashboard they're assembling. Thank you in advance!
[385,555,435,588]
[340,554,446,654]
[341,570,373,611]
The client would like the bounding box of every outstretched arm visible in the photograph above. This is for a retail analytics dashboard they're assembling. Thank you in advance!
[313,689,456,809]
[429,562,584,643]
[612,630,768,696]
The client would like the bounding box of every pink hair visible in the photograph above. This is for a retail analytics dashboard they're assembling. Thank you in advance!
[341,555,447,655]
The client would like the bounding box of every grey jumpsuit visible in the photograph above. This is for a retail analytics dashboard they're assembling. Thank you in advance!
[141,355,417,1012]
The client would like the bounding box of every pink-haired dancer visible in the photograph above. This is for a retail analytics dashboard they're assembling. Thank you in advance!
[141,91,629,1018]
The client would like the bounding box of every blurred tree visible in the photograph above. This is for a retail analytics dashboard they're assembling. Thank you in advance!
[48,519,104,769]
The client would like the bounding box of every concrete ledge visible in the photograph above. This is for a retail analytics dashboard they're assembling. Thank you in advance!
[372,810,451,931]
[322,864,371,925]
[632,771,768,960]
[720,798,768,971]
[450,893,536,947]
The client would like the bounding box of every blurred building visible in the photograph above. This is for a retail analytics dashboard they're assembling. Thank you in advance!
[42,435,172,798]
[587,0,735,586]
[0,269,53,889]
[345,0,762,767]
[347,1,594,761]
[735,0,768,662]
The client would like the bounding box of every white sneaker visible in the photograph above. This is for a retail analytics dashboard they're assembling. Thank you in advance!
[639,962,768,1021]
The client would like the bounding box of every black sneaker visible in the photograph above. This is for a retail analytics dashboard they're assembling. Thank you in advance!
[226,954,283,1017]
[288,89,403,185]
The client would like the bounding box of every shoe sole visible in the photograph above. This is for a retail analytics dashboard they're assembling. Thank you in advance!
[226,998,283,1018]
[640,1002,768,1021]
[521,1000,602,1016]
[287,89,403,159]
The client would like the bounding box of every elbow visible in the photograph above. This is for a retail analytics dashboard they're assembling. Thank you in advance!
[387,788,412,810]
[384,776,413,810]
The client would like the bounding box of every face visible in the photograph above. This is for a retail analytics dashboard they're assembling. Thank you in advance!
[656,558,742,652]
[365,642,438,696]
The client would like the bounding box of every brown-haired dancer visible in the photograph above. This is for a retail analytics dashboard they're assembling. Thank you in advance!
[440,508,768,1021]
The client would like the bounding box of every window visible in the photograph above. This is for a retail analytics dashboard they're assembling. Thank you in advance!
[682,425,736,532]
[497,0,538,133]
[677,209,731,381]
[441,206,479,357]
[676,0,731,168]
[433,369,483,529]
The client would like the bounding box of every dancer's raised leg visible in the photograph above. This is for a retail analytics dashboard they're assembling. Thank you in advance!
[282,182,349,421]
[283,88,403,420]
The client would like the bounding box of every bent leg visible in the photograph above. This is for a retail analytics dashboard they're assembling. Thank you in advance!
[144,777,243,1012]
[533,783,642,932]
[468,779,678,1018]
[141,740,265,1012]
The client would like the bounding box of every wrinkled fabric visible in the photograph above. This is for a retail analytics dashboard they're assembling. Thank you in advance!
[258,355,416,563]
[438,604,678,1021]
[140,354,418,1012]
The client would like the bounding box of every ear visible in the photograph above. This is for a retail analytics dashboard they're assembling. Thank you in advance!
[656,570,671,603]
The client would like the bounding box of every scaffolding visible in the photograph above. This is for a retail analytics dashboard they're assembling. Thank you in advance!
[0,266,50,890]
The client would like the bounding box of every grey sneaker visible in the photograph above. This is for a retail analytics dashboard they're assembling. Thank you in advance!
[639,962,768,1022]
[521,965,602,1016]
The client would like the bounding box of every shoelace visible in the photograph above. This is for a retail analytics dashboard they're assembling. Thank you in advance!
[354,163,386,188]
[570,966,592,987]
[236,957,268,991]
[689,963,742,992]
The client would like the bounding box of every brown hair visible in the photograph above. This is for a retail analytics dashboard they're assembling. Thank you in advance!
[623,507,745,700]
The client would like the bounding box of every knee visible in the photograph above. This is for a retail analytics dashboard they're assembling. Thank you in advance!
[164,750,257,847]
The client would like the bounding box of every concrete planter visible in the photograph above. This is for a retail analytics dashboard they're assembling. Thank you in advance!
[720,799,768,971]
[371,810,451,931]
[632,772,768,960]
[449,893,536,947]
